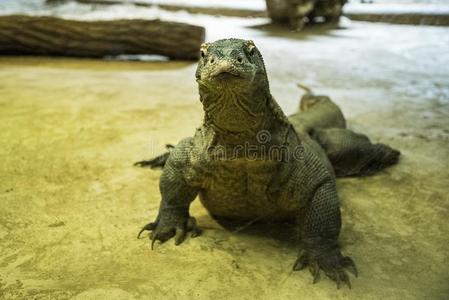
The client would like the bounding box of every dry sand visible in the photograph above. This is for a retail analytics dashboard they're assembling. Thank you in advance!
[0,17,448,300]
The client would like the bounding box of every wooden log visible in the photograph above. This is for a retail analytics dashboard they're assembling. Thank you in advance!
[345,13,449,26]
[69,0,268,18]
[0,15,205,60]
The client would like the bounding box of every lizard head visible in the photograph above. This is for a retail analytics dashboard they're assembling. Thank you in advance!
[195,39,272,134]
[195,38,267,91]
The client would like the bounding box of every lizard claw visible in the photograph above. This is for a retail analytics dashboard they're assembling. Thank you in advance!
[293,254,308,271]
[309,262,321,284]
[149,228,176,250]
[186,216,202,238]
[325,269,351,289]
[342,256,358,277]
[138,216,201,250]
[151,236,157,250]
[134,144,174,169]
[137,222,157,239]
[293,249,356,288]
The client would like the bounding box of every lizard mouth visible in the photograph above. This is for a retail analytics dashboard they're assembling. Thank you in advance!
[213,70,241,78]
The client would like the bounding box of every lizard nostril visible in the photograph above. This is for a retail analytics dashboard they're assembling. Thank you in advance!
[210,58,215,64]
[237,57,243,63]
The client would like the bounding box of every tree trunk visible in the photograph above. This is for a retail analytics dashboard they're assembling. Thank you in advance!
[0,15,205,60]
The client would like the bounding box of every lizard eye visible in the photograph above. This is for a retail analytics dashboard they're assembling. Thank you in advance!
[248,47,255,56]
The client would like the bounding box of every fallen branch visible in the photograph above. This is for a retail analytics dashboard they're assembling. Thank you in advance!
[0,15,205,60]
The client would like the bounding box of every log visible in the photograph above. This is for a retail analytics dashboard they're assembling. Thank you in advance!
[345,13,449,26]
[0,15,205,60]
[70,0,268,18]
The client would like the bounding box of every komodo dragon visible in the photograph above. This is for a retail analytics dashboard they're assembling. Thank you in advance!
[135,38,400,288]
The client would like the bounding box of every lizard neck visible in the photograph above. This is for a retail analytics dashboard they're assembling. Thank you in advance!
[200,87,276,145]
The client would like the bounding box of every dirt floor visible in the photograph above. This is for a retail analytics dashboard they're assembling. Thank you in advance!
[0,14,449,300]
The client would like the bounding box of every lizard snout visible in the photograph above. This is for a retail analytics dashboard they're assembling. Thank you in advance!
[211,60,240,78]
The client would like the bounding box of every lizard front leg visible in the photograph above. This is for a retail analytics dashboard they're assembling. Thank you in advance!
[138,141,201,249]
[294,178,357,288]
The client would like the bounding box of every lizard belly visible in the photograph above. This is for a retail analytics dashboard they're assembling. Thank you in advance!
[196,159,299,221]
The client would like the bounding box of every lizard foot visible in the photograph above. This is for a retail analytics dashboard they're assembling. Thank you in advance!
[137,215,201,249]
[379,144,400,166]
[293,248,357,289]
[361,144,400,175]
[134,144,174,169]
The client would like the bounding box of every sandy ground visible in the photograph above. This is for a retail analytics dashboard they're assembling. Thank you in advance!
[1,12,449,300]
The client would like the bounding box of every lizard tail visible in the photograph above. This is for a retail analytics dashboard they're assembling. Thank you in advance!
[296,83,312,94]
[297,83,317,112]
